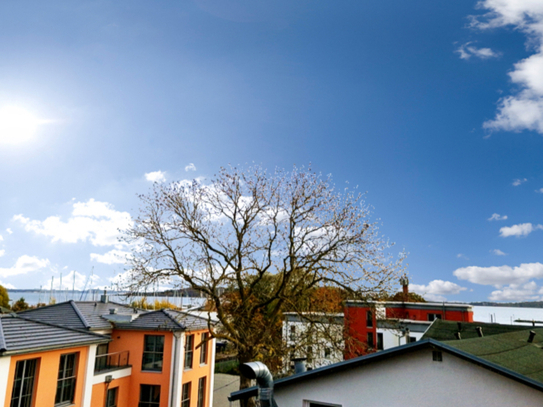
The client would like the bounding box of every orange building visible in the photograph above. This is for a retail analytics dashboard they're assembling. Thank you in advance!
[2,296,215,407]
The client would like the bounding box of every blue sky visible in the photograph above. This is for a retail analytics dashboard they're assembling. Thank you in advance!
[0,0,542,302]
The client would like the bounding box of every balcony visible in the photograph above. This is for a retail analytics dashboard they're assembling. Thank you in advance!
[94,350,130,374]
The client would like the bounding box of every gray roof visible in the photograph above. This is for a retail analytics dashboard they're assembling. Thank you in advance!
[74,301,139,330]
[18,300,208,333]
[115,309,208,331]
[19,300,138,331]
[0,315,108,356]
[18,301,89,330]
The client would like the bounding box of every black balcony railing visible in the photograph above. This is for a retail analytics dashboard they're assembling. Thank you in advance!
[94,350,130,373]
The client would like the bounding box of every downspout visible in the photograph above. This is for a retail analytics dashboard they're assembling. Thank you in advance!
[240,362,278,407]
[169,332,181,407]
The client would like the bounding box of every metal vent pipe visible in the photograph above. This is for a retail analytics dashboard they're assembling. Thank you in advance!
[240,362,278,407]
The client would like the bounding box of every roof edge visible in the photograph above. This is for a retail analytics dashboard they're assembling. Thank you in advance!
[229,339,543,401]
[69,300,92,329]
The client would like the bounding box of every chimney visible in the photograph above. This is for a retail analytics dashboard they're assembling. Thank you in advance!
[476,326,483,337]
[400,275,409,302]
[528,331,536,343]
[101,289,109,303]
[292,357,307,374]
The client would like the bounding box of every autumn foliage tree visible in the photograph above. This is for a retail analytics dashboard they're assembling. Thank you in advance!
[123,165,405,392]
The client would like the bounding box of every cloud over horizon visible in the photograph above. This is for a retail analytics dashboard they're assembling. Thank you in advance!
[471,0,543,134]
[0,255,51,278]
[499,223,543,237]
[145,171,167,183]
[13,199,132,248]
[454,262,543,288]
[456,42,500,60]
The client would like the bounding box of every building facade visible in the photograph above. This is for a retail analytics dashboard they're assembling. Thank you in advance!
[344,300,473,358]
[2,296,215,407]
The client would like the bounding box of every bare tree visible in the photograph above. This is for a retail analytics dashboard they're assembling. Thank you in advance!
[122,165,404,393]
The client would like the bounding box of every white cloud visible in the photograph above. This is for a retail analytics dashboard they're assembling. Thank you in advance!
[471,1,543,134]
[499,222,543,237]
[0,255,50,278]
[145,171,166,183]
[90,249,131,265]
[536,188,543,193]
[410,280,467,297]
[454,262,543,287]
[0,234,3,241]
[491,249,507,256]
[457,253,469,260]
[0,281,15,289]
[489,281,540,302]
[185,163,197,172]
[13,199,132,248]
[488,213,508,221]
[6,228,12,235]
[50,270,96,291]
[512,178,528,186]
[0,250,4,257]
[456,42,500,60]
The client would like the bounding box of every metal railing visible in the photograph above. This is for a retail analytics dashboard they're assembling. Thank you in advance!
[94,350,130,373]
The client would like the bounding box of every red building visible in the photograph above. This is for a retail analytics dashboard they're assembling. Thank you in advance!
[344,299,473,359]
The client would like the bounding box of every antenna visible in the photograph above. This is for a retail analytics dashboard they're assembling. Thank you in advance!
[72,271,76,301]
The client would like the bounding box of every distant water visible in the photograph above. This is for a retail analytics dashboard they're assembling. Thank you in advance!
[7,290,206,309]
[472,306,543,325]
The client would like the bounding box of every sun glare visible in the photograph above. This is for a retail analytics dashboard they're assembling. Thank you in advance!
[0,106,41,145]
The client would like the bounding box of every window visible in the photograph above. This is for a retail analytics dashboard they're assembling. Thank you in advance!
[95,343,109,372]
[377,333,384,350]
[432,350,443,362]
[55,353,78,406]
[409,336,417,343]
[366,310,373,328]
[139,385,160,407]
[142,335,165,372]
[197,377,206,407]
[200,333,209,365]
[181,382,191,407]
[106,387,118,407]
[289,325,296,341]
[324,347,331,358]
[427,313,442,322]
[367,332,374,349]
[10,358,38,407]
[184,335,194,370]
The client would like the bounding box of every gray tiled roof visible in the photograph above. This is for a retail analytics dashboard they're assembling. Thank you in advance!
[18,301,89,330]
[74,301,138,330]
[19,300,138,331]
[115,309,208,331]
[0,315,109,355]
[18,300,208,333]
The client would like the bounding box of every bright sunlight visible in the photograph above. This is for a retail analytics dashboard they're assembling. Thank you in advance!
[0,106,41,145]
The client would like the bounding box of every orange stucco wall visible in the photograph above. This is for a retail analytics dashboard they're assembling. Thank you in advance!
[106,328,213,407]
[4,345,91,407]
[109,329,174,407]
[181,330,213,407]
[91,375,132,407]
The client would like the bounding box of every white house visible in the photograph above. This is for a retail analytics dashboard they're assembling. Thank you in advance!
[230,338,543,407]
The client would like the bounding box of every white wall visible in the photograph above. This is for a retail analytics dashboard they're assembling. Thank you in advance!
[283,320,343,372]
[0,356,11,403]
[273,348,543,407]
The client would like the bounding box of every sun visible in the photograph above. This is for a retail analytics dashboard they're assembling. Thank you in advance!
[0,106,41,145]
